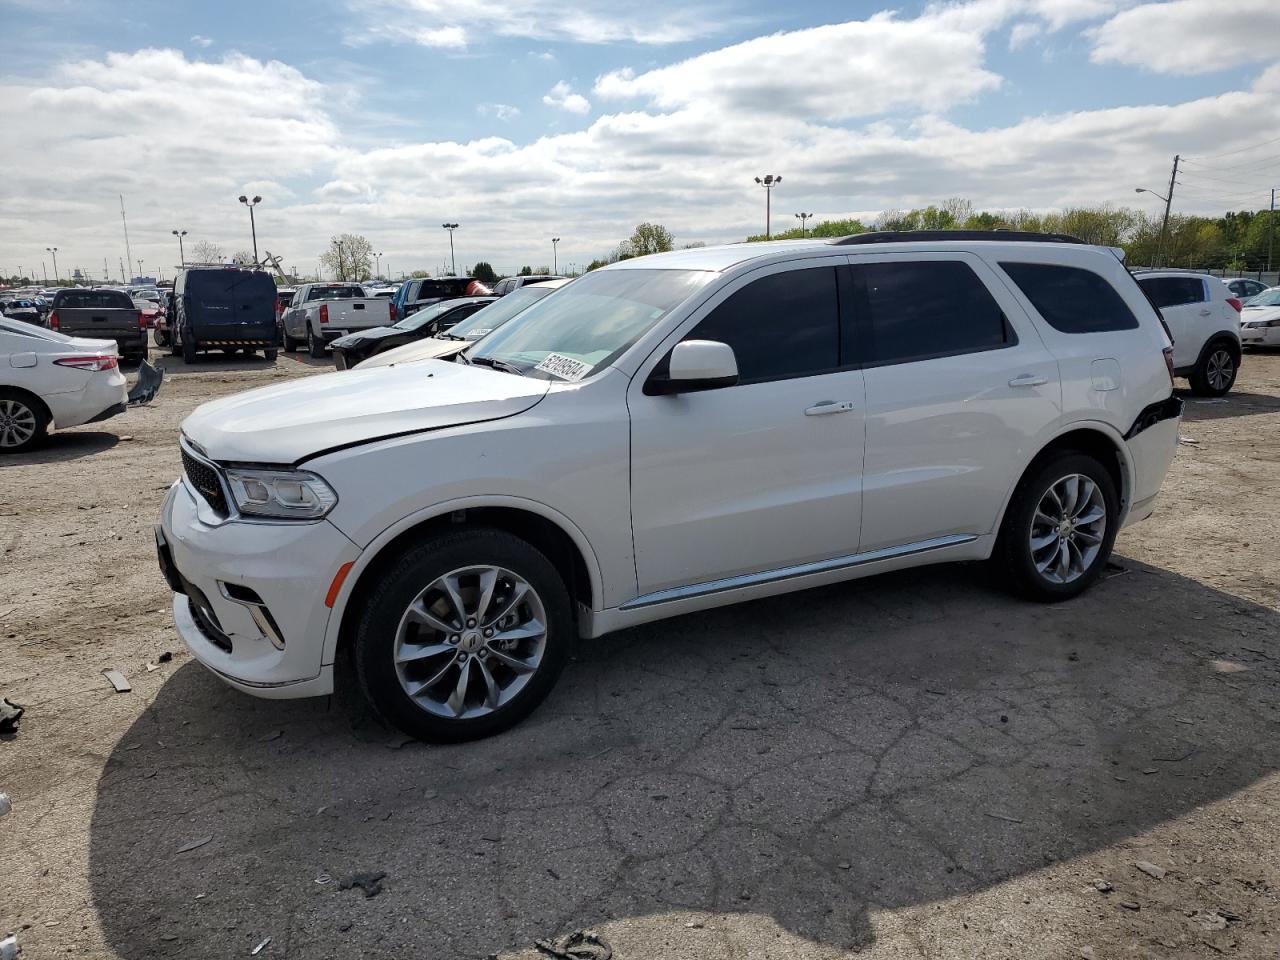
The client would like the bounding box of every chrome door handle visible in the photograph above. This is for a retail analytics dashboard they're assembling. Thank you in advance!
[805,400,854,416]
[1008,374,1048,387]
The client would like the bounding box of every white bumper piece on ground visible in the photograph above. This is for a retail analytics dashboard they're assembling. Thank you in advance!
[158,481,359,698]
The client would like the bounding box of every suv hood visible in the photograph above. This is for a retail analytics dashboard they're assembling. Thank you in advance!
[182,360,549,463]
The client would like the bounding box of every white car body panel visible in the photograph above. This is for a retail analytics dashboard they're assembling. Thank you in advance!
[355,335,465,369]
[163,238,1181,697]
[1137,272,1240,371]
[1,319,127,429]
[1240,298,1280,347]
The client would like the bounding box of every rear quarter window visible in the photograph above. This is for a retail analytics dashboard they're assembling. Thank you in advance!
[1001,262,1139,334]
[1137,276,1207,308]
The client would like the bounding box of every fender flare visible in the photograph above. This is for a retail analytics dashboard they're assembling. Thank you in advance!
[990,419,1136,542]
[321,494,607,666]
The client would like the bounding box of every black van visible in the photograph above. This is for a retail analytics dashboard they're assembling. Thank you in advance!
[170,267,279,363]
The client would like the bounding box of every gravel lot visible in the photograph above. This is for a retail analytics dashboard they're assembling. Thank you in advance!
[2,349,1278,959]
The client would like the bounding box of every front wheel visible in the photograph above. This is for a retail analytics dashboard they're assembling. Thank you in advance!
[283,330,298,352]
[355,529,573,742]
[0,390,49,454]
[263,348,278,362]
[995,452,1119,602]
[182,335,198,364]
[154,329,170,347]
[1189,342,1238,397]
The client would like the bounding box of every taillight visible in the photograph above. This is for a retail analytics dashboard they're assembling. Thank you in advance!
[55,355,118,372]
[49,310,59,330]
[389,302,396,323]
[1162,346,1175,386]
[137,309,146,330]
[1226,297,1243,313]
[319,304,329,324]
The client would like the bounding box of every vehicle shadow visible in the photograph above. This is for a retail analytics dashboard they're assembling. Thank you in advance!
[86,558,1279,958]
[1177,389,1280,421]
[154,354,278,375]
[0,430,119,466]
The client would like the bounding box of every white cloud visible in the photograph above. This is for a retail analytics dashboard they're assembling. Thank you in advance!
[542,80,589,115]
[478,102,521,121]
[189,34,213,48]
[1090,0,1280,74]
[1008,22,1041,49]
[345,0,730,48]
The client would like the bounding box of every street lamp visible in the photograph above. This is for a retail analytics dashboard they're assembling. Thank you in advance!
[238,195,262,265]
[795,212,813,237]
[552,237,560,274]
[45,247,59,282]
[442,223,459,275]
[375,251,383,279]
[172,229,187,267]
[137,259,144,279]
[754,175,782,239]
[333,237,347,281]
[1135,186,1173,268]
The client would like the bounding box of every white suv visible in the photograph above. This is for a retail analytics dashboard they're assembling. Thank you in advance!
[1135,270,1243,396]
[157,232,1182,740]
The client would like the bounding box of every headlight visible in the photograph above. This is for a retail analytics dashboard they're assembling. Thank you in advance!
[224,468,338,520]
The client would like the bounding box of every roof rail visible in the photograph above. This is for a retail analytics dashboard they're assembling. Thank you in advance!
[829,230,1087,246]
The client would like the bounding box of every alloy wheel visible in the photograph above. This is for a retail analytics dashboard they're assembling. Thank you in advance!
[1206,349,1234,392]
[0,398,37,449]
[393,565,548,719]
[1029,473,1107,585]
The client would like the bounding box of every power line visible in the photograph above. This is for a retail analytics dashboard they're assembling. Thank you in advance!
[1180,169,1277,189]
[1184,134,1280,161]
[1181,153,1280,174]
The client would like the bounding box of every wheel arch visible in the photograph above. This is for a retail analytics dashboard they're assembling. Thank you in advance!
[1197,331,1242,367]
[323,497,604,666]
[993,422,1134,541]
[0,384,53,426]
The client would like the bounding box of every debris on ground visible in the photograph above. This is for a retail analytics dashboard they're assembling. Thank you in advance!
[984,811,1024,824]
[1119,900,1141,911]
[101,669,132,693]
[0,698,23,734]
[1178,436,1200,445]
[1135,860,1167,880]
[258,730,283,743]
[251,936,271,955]
[0,793,11,818]
[0,933,18,960]
[1190,910,1228,931]
[146,652,174,672]
[337,871,386,899]
[533,929,613,960]
[176,836,213,854]
[1093,880,1113,893]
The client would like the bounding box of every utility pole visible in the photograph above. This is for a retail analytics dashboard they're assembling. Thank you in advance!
[41,261,48,284]
[103,258,109,282]
[119,195,133,282]
[119,258,126,283]
[173,229,188,268]
[1268,187,1276,273]
[552,237,560,273]
[442,223,459,275]
[46,247,60,282]
[1157,155,1179,269]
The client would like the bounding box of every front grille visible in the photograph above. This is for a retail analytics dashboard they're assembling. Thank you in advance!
[181,445,229,516]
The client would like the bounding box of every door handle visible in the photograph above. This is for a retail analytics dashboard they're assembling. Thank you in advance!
[804,400,854,416]
[1199,309,1212,316]
[1008,374,1048,387]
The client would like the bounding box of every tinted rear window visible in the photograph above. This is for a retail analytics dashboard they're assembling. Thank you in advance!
[1002,262,1139,333]
[1138,276,1207,309]
[306,285,364,301]
[415,280,471,299]
[55,290,134,310]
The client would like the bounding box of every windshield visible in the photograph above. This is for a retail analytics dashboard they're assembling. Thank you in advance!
[446,285,558,341]
[392,299,460,332]
[1245,289,1280,306]
[306,285,364,301]
[467,269,713,380]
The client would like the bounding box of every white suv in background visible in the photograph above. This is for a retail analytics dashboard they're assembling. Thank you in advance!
[158,231,1182,741]
[1135,270,1243,396]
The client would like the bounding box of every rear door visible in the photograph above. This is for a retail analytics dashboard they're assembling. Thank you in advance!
[1137,275,1208,369]
[849,253,1061,552]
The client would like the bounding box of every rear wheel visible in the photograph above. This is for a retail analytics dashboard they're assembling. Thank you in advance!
[283,329,299,352]
[308,330,325,359]
[355,529,573,742]
[264,348,278,362]
[153,329,169,347]
[1189,341,1238,396]
[995,451,1118,602]
[0,390,49,454]
[182,335,197,364]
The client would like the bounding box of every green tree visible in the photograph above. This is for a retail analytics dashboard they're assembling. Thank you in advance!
[518,265,533,276]
[409,269,431,278]
[469,261,498,283]
[627,222,675,257]
[320,233,374,281]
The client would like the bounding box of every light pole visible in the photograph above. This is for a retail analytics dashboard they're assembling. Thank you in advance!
[442,223,458,275]
[375,251,383,279]
[238,195,262,265]
[137,259,144,279]
[45,247,59,282]
[172,229,187,267]
[333,238,347,281]
[1268,187,1276,274]
[552,237,560,273]
[795,212,813,237]
[754,175,782,239]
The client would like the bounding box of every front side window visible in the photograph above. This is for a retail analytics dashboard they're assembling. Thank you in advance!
[853,260,1011,363]
[468,268,713,381]
[445,285,555,341]
[687,267,839,383]
[1004,262,1140,333]
[1135,276,1206,310]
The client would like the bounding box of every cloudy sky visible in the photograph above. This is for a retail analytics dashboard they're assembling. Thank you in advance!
[2,0,1278,282]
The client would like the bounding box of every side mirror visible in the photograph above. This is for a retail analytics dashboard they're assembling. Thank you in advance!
[646,339,739,396]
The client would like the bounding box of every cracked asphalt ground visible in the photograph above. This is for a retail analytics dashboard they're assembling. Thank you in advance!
[2,350,1279,960]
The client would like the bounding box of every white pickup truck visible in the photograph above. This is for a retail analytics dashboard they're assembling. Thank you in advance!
[281,283,393,358]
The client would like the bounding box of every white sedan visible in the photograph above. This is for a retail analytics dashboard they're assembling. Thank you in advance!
[1240,287,1280,348]
[1,317,128,453]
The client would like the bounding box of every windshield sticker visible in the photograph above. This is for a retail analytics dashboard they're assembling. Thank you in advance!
[467,328,493,337]
[535,352,592,381]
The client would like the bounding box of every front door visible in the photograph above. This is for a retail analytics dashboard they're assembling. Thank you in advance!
[628,261,866,596]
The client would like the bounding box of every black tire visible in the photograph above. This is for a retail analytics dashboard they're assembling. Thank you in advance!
[355,528,573,742]
[308,330,325,359]
[283,330,298,352]
[182,335,198,364]
[1189,339,1239,397]
[154,329,169,347]
[994,451,1119,602]
[168,332,181,357]
[0,388,50,454]
[264,348,278,362]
